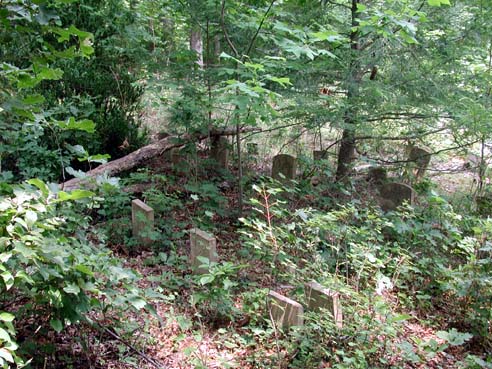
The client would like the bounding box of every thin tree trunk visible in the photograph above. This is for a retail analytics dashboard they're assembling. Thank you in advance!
[190,27,204,69]
[336,0,361,180]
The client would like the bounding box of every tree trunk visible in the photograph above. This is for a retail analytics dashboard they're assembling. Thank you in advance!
[190,27,204,69]
[335,0,361,180]
[60,127,257,191]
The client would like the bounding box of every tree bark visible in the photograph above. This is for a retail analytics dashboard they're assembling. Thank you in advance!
[190,27,204,69]
[60,127,257,191]
[335,0,361,180]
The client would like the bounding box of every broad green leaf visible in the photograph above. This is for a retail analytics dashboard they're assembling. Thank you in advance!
[53,117,95,133]
[428,0,451,6]
[0,348,13,363]
[27,179,49,197]
[1,271,14,290]
[0,328,11,342]
[0,313,14,323]
[128,296,146,310]
[75,264,94,276]
[57,190,94,201]
[50,319,63,333]
[199,275,215,285]
[63,283,80,295]
[25,210,37,228]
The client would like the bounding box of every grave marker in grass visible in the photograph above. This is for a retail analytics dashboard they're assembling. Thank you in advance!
[131,199,154,245]
[189,228,218,274]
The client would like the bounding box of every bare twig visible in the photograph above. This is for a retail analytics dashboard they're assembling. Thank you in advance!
[98,325,166,369]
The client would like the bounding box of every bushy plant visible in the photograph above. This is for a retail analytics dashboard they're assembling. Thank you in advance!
[0,181,151,368]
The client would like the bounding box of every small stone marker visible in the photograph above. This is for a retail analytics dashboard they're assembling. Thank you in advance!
[379,182,415,211]
[305,282,343,328]
[131,199,154,245]
[210,136,229,169]
[313,150,327,161]
[271,154,297,181]
[367,167,387,185]
[408,147,431,179]
[267,291,304,329]
[189,228,218,273]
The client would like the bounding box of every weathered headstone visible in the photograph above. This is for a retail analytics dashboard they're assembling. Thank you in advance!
[210,136,229,169]
[305,282,343,328]
[367,167,387,185]
[189,228,218,273]
[408,147,431,179]
[131,199,154,245]
[379,182,415,211]
[313,150,327,161]
[267,291,304,329]
[271,154,297,180]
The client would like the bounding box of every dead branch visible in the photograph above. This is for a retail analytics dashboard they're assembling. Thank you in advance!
[60,127,258,191]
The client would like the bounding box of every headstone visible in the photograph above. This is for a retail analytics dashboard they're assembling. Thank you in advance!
[210,136,229,169]
[267,291,304,329]
[408,147,431,179]
[189,228,218,273]
[313,150,327,161]
[367,167,387,185]
[271,154,297,181]
[305,282,343,328]
[379,182,415,211]
[131,199,154,245]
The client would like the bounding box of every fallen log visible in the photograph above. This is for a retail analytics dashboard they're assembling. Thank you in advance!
[61,127,258,191]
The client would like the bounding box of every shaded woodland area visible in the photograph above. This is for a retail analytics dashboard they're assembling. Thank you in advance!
[1,0,492,368]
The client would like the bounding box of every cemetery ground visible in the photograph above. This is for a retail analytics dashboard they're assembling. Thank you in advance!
[18,145,491,369]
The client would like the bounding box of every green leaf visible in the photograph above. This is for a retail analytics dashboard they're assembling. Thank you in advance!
[128,296,147,310]
[50,319,63,333]
[27,178,49,197]
[0,348,14,363]
[53,117,95,133]
[57,190,94,201]
[427,0,450,6]
[63,283,80,295]
[199,275,215,285]
[25,210,37,228]
[75,264,94,276]
[0,313,14,323]
[0,328,10,342]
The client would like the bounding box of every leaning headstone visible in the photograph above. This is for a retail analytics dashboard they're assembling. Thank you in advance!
[271,154,297,180]
[189,228,218,274]
[305,282,343,328]
[313,150,327,161]
[408,147,431,179]
[210,136,229,169]
[132,199,154,245]
[379,182,415,211]
[367,167,387,185]
[267,291,304,329]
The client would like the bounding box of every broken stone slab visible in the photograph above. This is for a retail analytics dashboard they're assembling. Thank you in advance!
[131,199,154,245]
[305,282,343,328]
[271,154,297,181]
[267,291,304,329]
[210,136,229,169]
[408,147,431,179]
[379,182,415,211]
[189,228,218,274]
[367,167,387,185]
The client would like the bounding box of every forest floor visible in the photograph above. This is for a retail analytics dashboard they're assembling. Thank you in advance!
[77,150,482,369]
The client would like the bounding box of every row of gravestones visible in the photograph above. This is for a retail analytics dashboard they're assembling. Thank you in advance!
[132,199,342,329]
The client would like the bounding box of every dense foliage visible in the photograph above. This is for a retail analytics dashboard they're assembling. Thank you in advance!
[1,0,492,368]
